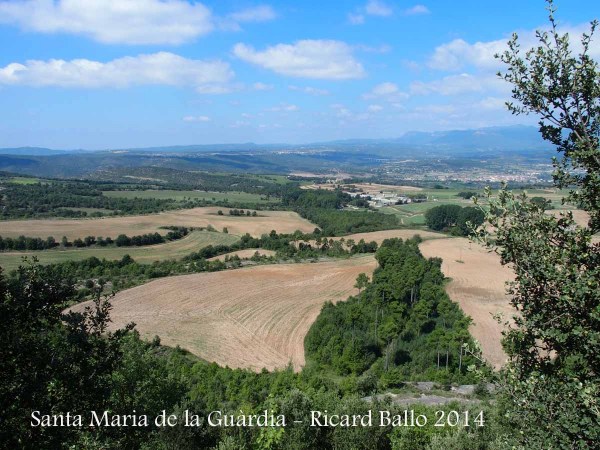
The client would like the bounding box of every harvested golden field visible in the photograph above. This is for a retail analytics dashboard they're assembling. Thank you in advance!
[72,257,377,372]
[0,207,315,240]
[341,229,444,244]
[419,238,514,369]
[550,209,590,228]
[207,249,276,261]
[0,231,239,272]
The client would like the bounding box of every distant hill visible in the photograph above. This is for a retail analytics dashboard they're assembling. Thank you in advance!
[0,125,551,178]
[0,126,547,156]
[0,147,76,156]
[394,125,547,151]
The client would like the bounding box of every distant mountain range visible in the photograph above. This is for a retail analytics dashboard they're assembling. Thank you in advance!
[0,125,552,179]
[0,125,547,156]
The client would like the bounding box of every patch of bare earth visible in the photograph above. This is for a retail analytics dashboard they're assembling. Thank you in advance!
[419,238,514,369]
[72,257,377,372]
[0,207,315,240]
[549,209,590,228]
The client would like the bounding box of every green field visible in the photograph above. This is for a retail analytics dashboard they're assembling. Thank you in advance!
[378,187,573,224]
[7,176,40,185]
[102,189,278,203]
[379,196,470,226]
[0,230,239,271]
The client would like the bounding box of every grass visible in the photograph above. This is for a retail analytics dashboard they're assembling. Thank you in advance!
[378,187,582,229]
[8,177,40,185]
[102,189,278,204]
[0,230,240,272]
[379,206,427,226]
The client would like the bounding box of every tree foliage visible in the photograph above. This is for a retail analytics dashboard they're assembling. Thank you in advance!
[425,205,484,236]
[305,238,480,384]
[474,2,600,446]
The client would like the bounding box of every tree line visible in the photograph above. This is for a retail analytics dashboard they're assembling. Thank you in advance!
[0,227,190,251]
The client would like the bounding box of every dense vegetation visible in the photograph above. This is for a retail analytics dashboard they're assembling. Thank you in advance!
[283,189,399,235]
[473,4,600,447]
[306,237,480,384]
[0,177,290,219]
[424,205,484,236]
[0,181,181,218]
[456,191,480,199]
[0,227,190,251]
[1,244,499,450]
[17,230,379,296]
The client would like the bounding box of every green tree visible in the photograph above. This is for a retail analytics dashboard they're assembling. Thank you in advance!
[354,272,370,294]
[474,2,600,446]
[530,196,552,210]
[0,261,133,448]
[456,206,485,236]
[424,204,461,231]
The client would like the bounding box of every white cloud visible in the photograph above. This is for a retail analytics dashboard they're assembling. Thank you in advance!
[477,96,507,110]
[288,85,330,96]
[183,115,210,122]
[233,40,365,80]
[0,52,234,93]
[347,13,365,25]
[428,38,506,71]
[268,103,299,112]
[404,5,430,15]
[363,82,409,103]
[410,73,508,96]
[368,104,383,112]
[331,103,352,118]
[0,0,214,45]
[428,23,600,71]
[365,0,393,17]
[229,5,276,23]
[253,82,274,91]
[369,82,399,96]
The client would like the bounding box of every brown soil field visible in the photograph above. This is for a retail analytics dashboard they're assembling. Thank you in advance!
[72,257,378,372]
[550,209,590,228]
[0,207,315,240]
[419,238,514,369]
[341,229,444,243]
[207,249,277,261]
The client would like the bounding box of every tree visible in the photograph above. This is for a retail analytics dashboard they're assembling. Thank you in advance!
[456,206,485,236]
[424,204,461,231]
[0,261,133,447]
[474,2,600,446]
[354,272,369,294]
[530,196,552,210]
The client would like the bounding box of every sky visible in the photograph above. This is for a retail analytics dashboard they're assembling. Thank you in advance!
[0,0,598,149]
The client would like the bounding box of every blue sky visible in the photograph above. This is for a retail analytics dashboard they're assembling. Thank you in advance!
[0,0,598,149]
